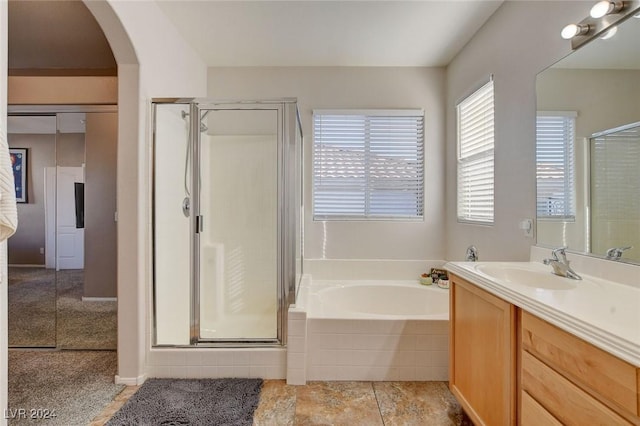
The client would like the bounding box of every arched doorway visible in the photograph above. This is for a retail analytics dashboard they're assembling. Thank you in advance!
[4,1,141,421]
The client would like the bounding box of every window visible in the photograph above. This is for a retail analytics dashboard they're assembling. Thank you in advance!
[536,112,576,220]
[457,80,494,224]
[312,110,424,220]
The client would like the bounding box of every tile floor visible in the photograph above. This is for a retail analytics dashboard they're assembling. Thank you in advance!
[92,380,471,425]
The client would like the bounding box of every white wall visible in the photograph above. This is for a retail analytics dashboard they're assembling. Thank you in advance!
[208,67,446,266]
[445,1,591,261]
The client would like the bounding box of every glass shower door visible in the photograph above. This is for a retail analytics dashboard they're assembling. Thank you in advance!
[197,107,280,341]
[589,123,640,262]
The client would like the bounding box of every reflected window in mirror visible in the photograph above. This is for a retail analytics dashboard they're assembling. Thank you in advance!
[536,112,577,220]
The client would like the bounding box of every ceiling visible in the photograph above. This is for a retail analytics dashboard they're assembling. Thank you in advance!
[156,0,503,67]
[8,0,504,71]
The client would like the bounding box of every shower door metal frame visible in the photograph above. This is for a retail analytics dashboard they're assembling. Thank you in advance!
[190,99,292,346]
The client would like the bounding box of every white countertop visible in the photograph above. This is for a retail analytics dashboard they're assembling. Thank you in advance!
[444,261,640,367]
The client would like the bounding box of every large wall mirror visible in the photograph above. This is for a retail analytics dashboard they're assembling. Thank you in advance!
[536,13,640,264]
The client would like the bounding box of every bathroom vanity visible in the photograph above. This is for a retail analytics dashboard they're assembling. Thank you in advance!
[446,261,640,426]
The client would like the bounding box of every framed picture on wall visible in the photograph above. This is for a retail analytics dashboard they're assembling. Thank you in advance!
[10,148,28,203]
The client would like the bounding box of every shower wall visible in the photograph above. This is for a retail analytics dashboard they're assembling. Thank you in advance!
[154,104,190,345]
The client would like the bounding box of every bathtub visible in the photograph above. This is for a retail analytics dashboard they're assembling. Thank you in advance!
[310,281,448,319]
[286,279,450,384]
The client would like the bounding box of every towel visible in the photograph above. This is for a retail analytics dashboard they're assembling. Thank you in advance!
[0,127,18,241]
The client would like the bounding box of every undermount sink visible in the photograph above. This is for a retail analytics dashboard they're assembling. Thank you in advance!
[474,263,579,290]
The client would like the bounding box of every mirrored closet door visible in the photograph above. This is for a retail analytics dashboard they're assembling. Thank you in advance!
[7,110,118,350]
[7,115,58,347]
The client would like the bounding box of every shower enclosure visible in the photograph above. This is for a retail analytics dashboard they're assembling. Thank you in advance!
[589,122,640,262]
[152,99,303,346]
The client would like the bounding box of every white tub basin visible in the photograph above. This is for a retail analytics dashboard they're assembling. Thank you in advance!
[309,281,448,319]
[474,263,579,290]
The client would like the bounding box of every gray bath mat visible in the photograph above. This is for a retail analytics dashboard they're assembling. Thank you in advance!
[106,378,263,426]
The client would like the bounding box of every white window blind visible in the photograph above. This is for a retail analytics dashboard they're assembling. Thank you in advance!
[457,80,494,224]
[536,113,576,219]
[313,110,424,220]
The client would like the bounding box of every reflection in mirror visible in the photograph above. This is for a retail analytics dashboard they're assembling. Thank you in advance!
[55,112,118,350]
[7,111,118,349]
[590,123,640,261]
[536,13,640,264]
[7,115,57,347]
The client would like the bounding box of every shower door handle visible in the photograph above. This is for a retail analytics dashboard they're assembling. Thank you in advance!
[196,215,204,233]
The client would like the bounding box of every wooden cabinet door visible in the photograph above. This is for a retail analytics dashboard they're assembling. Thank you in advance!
[449,274,517,426]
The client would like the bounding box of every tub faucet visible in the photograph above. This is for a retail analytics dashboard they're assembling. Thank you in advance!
[605,246,632,261]
[465,245,478,262]
[543,247,582,280]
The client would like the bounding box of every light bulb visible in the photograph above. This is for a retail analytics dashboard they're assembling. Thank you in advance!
[600,26,618,39]
[561,24,578,39]
[590,1,614,18]
[560,24,589,40]
[590,0,625,18]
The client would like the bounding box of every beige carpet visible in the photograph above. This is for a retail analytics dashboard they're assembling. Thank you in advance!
[8,350,124,426]
[8,267,116,349]
[56,270,117,350]
[8,268,56,347]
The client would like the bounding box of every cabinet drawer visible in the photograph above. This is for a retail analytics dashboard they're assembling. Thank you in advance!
[521,311,638,416]
[521,390,562,426]
[522,351,632,425]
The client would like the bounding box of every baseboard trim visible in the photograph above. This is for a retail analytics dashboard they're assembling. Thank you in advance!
[8,264,46,268]
[82,297,117,302]
[115,374,146,386]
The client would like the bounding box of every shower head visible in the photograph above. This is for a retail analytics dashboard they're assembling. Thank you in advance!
[180,110,209,133]
[200,110,210,133]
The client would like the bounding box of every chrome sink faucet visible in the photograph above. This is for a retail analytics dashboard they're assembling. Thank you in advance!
[543,247,582,280]
[605,246,632,260]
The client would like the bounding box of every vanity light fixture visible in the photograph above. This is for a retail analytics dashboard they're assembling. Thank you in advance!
[563,1,639,49]
[590,0,625,18]
[561,23,591,39]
